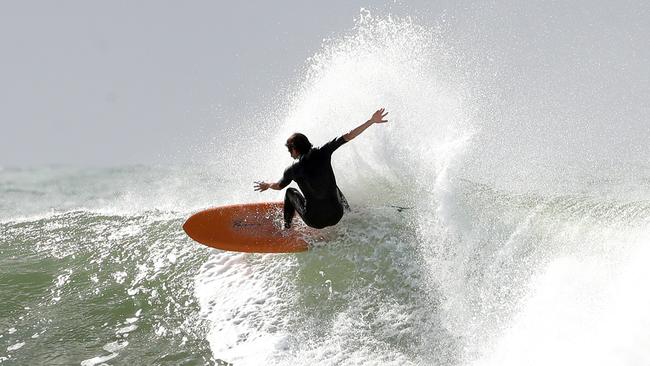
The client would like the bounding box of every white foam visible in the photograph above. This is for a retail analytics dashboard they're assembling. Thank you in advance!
[116,325,137,335]
[80,353,118,366]
[473,231,650,366]
[103,340,128,353]
[7,342,24,352]
[195,252,297,365]
[112,271,128,284]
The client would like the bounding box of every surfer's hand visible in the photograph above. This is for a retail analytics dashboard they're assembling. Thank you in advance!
[254,181,270,192]
[370,108,388,124]
[343,108,389,141]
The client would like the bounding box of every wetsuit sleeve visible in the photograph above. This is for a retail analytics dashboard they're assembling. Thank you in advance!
[277,166,294,189]
[320,136,348,156]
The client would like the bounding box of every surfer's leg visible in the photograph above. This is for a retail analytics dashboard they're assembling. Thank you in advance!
[337,187,350,212]
[284,188,306,229]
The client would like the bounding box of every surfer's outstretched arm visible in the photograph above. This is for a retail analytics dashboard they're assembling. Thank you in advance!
[342,108,389,141]
[255,166,293,193]
[254,181,282,192]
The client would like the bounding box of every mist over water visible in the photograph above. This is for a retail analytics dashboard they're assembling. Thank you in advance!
[2,5,650,366]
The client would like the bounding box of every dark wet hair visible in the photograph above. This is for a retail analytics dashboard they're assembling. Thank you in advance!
[286,133,313,155]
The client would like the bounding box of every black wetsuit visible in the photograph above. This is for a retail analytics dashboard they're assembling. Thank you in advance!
[278,136,350,229]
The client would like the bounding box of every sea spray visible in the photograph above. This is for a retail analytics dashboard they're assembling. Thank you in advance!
[193,11,475,365]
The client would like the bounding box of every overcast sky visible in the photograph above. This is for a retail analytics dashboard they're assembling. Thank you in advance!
[2,1,648,166]
[0,1,436,166]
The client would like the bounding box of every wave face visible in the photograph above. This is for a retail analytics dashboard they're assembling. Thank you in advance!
[2,9,650,366]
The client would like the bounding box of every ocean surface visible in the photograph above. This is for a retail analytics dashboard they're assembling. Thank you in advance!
[2,12,650,366]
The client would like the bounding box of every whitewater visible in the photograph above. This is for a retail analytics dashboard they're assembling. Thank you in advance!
[2,11,649,366]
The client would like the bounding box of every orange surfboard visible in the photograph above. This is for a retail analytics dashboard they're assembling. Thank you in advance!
[182,202,310,253]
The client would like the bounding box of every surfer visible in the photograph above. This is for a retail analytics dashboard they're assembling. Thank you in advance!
[254,108,389,229]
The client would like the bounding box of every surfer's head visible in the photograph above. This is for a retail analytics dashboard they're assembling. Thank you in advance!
[286,133,312,159]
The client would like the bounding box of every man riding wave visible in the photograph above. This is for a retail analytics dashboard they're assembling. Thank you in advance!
[254,108,389,229]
